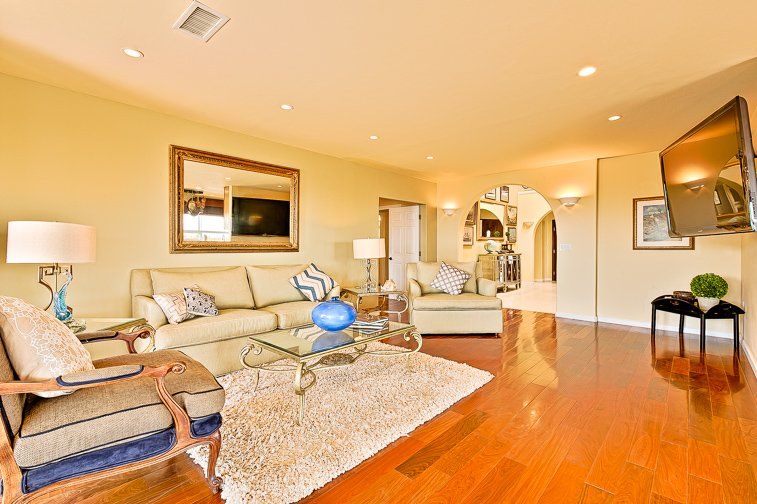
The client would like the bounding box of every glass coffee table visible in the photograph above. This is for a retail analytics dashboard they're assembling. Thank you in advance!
[239,321,421,425]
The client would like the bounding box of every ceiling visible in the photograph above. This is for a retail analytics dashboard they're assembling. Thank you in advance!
[2,1,757,182]
[184,161,290,197]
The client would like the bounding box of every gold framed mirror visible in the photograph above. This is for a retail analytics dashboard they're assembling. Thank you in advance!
[169,145,299,253]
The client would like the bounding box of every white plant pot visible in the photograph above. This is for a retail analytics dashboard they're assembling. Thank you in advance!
[697,297,719,311]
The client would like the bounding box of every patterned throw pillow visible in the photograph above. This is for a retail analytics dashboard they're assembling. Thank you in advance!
[430,262,472,295]
[153,291,194,324]
[0,296,94,398]
[289,264,337,302]
[183,287,220,317]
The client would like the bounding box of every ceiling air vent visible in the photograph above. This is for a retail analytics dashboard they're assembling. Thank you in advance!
[173,1,230,42]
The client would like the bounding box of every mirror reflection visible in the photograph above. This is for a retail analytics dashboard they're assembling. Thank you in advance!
[183,161,291,244]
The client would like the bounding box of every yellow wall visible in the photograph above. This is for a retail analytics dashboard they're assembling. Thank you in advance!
[437,160,597,320]
[0,73,437,316]
[597,151,743,335]
[513,191,552,282]
[741,234,757,365]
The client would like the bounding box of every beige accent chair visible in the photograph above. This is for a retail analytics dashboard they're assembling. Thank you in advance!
[131,265,339,376]
[407,262,503,335]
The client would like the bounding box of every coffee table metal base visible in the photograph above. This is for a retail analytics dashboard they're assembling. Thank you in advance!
[240,330,422,425]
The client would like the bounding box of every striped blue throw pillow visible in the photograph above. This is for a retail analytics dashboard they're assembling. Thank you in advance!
[289,263,337,302]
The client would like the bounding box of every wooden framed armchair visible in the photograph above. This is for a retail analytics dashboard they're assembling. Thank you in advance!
[0,328,224,503]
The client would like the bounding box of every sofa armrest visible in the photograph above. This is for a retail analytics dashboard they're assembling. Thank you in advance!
[326,285,341,300]
[408,279,422,300]
[477,278,498,297]
[134,295,168,329]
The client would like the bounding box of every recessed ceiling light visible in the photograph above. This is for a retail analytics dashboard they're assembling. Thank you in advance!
[369,135,379,140]
[608,114,622,121]
[277,185,283,188]
[224,177,231,181]
[426,155,434,160]
[122,48,144,59]
[578,66,597,77]
[280,104,294,110]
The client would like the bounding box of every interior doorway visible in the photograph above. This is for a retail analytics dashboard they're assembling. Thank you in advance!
[378,198,423,292]
[459,185,557,314]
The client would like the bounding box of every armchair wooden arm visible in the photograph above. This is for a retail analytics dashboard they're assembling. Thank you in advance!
[76,326,154,354]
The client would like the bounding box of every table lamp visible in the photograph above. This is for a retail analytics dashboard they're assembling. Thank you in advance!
[6,221,96,324]
[353,238,385,291]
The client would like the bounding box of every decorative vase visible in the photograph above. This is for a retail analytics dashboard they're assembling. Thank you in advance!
[697,297,720,311]
[311,297,357,332]
[484,240,500,254]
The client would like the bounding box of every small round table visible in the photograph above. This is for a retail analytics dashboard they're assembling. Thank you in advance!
[651,295,744,353]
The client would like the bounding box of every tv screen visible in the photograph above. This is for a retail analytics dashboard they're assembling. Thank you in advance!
[232,197,290,236]
[661,96,757,237]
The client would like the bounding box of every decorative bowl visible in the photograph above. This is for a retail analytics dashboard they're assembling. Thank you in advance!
[311,297,357,332]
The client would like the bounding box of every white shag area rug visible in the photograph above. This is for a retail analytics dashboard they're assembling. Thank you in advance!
[189,342,493,504]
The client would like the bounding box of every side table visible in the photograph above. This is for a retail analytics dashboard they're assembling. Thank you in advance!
[340,286,409,315]
[651,295,744,353]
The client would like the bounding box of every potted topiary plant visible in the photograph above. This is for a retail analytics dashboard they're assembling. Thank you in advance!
[690,273,728,311]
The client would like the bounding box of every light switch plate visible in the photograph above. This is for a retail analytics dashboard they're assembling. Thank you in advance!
[557,243,572,251]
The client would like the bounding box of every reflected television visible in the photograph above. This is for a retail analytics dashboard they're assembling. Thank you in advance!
[660,96,757,237]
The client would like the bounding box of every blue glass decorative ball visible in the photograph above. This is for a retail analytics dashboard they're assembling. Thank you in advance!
[311,297,357,332]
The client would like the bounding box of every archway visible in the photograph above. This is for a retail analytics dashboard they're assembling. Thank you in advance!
[458,184,557,314]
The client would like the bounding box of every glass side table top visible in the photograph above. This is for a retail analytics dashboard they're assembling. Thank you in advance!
[247,321,416,360]
[341,286,406,296]
[74,317,148,334]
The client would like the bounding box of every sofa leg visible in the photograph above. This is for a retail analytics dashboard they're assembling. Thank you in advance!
[206,430,223,494]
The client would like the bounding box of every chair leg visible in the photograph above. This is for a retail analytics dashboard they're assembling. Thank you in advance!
[206,430,223,494]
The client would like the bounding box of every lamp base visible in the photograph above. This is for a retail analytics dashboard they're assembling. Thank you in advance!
[363,259,377,292]
[39,264,75,322]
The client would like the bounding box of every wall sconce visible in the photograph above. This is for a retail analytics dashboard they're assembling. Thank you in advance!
[684,178,707,190]
[523,221,534,229]
[442,208,459,217]
[559,196,581,207]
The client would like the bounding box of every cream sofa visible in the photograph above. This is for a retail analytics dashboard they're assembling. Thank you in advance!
[131,265,339,376]
[407,261,503,334]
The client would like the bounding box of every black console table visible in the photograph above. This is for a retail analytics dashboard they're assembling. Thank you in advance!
[651,295,744,353]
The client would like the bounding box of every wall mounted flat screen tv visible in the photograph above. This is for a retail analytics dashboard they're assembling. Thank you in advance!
[661,96,757,237]
[232,197,290,236]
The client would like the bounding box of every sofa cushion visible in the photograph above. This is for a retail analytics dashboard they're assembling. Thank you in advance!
[150,267,254,310]
[260,301,317,329]
[416,262,477,295]
[13,350,224,468]
[154,309,277,350]
[153,291,194,324]
[246,265,309,308]
[289,264,336,302]
[412,293,502,311]
[0,296,94,398]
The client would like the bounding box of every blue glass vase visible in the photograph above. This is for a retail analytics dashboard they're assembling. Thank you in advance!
[53,270,74,322]
[311,297,357,332]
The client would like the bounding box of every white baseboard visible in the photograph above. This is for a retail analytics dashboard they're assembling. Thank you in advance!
[597,316,733,339]
[742,342,757,374]
[555,312,598,323]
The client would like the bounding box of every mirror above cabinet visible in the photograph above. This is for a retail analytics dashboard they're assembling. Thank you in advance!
[170,145,299,253]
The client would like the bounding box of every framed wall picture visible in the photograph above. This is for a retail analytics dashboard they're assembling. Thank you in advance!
[465,202,479,226]
[484,188,497,201]
[462,225,475,246]
[633,197,694,250]
[506,205,517,225]
[500,186,509,203]
[507,226,517,243]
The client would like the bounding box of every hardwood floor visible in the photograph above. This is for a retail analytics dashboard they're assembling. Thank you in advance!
[40,310,757,503]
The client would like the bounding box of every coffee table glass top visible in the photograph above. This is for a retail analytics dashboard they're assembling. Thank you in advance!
[248,321,415,360]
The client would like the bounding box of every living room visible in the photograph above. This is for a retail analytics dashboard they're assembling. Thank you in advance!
[1,2,757,503]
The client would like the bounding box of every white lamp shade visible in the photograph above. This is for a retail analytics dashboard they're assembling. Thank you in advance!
[6,221,96,264]
[353,238,386,259]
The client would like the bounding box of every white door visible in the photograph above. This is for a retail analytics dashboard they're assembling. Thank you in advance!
[388,206,420,291]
